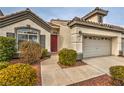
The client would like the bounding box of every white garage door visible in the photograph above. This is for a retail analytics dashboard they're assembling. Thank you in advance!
[83,36,111,58]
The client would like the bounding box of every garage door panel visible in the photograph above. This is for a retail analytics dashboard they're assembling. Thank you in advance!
[83,36,111,58]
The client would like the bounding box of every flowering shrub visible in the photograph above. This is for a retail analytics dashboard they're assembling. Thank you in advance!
[0,63,37,86]
[0,62,9,70]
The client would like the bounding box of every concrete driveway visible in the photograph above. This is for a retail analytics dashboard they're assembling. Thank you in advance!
[41,55,124,85]
[84,56,124,75]
[41,55,104,86]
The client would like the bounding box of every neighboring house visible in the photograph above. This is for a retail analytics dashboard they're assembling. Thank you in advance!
[1,7,124,59]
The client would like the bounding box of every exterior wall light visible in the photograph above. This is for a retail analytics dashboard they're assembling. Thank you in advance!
[79,31,82,35]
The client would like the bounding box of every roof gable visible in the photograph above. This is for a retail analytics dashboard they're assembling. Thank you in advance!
[0,9,51,31]
[82,7,108,20]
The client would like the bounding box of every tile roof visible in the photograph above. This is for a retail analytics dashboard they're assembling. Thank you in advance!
[68,17,124,32]
[1,8,124,33]
[51,19,70,22]
[48,22,60,28]
[82,7,108,20]
[0,8,51,31]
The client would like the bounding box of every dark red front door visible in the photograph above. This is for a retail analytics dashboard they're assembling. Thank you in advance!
[51,35,58,52]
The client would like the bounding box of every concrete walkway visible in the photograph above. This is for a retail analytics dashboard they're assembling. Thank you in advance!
[41,55,104,86]
[84,56,124,75]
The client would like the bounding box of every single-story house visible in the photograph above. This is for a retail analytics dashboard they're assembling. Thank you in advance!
[1,7,124,59]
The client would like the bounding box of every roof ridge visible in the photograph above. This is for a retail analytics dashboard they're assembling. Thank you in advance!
[48,22,60,27]
[0,8,35,20]
[84,20,124,29]
[82,7,108,20]
[0,9,28,19]
[68,17,124,31]
[51,19,70,22]
[0,8,51,31]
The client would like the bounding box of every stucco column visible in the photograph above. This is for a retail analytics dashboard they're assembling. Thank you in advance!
[112,36,122,55]
[71,27,83,59]
[118,37,122,55]
[76,33,83,53]
[71,32,83,59]
[71,33,83,52]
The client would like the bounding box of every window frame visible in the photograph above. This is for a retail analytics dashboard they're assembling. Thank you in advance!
[98,16,103,23]
[15,26,40,50]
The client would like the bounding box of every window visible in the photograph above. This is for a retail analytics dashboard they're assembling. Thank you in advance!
[6,33,15,38]
[16,27,40,49]
[98,16,103,23]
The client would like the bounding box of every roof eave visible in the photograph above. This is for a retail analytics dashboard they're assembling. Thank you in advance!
[68,21,124,33]
[82,9,108,20]
[0,10,52,32]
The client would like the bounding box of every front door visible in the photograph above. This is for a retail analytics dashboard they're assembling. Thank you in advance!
[51,35,58,52]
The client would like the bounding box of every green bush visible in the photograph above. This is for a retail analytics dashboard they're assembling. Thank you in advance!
[41,49,51,58]
[20,41,42,64]
[0,62,9,70]
[109,66,124,85]
[0,63,37,86]
[0,36,16,61]
[41,49,48,58]
[58,48,77,66]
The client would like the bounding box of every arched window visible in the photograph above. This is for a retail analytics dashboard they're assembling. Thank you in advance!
[16,27,40,49]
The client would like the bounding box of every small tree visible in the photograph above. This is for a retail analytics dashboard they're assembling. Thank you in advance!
[0,36,16,61]
[20,41,42,64]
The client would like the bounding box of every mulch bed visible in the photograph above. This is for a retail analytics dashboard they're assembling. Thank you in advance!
[58,60,87,69]
[40,57,50,62]
[68,74,113,86]
[9,58,42,86]
[31,62,42,86]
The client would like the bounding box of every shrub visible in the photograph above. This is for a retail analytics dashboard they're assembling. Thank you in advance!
[41,49,51,58]
[20,41,42,64]
[0,62,9,70]
[109,66,124,85]
[0,63,37,86]
[41,49,48,58]
[58,48,77,66]
[0,36,16,61]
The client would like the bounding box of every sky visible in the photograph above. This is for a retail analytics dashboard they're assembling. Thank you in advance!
[1,7,124,26]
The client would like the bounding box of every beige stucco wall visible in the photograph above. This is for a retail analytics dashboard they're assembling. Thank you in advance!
[112,37,118,55]
[0,19,51,52]
[1,18,123,55]
[71,27,83,53]
[58,25,72,50]
[86,15,99,23]
[51,20,72,51]
[71,26,123,56]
